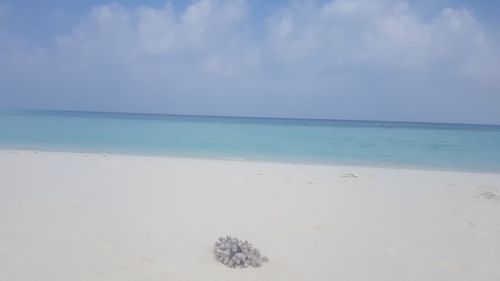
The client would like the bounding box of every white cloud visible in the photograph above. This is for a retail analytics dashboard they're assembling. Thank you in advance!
[55,0,252,74]
[267,0,500,81]
[136,0,247,55]
[56,3,134,65]
[47,0,500,81]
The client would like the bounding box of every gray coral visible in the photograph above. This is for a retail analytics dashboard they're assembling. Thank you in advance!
[214,236,269,268]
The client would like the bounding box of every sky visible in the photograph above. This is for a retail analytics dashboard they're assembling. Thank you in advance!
[0,0,499,124]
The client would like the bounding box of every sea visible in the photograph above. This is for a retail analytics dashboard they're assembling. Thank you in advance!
[1,110,500,172]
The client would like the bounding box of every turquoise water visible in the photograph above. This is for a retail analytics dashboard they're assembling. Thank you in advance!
[1,110,500,172]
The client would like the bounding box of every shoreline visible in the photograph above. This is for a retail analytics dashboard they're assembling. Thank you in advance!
[2,148,499,175]
[1,149,499,280]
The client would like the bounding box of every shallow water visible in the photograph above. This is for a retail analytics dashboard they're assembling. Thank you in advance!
[1,110,500,172]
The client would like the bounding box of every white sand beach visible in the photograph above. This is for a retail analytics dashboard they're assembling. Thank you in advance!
[0,149,499,281]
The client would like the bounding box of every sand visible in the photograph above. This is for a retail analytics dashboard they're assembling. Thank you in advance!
[0,150,499,281]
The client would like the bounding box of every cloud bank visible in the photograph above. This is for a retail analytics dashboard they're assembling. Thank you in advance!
[1,0,499,123]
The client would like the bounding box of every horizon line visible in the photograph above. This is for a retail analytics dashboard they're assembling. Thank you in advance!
[1,107,499,127]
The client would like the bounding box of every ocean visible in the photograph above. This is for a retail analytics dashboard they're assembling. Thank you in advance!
[1,110,499,172]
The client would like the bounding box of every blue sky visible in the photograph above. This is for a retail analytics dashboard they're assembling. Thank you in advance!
[0,0,499,124]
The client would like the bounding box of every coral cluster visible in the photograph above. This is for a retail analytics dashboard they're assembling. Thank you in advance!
[214,236,269,268]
